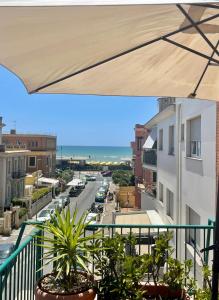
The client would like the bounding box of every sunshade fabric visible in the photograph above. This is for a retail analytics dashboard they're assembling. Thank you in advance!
[0,1,219,100]
[143,127,157,149]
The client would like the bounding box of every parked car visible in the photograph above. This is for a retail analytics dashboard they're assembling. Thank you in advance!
[0,243,14,265]
[95,192,105,203]
[85,212,98,225]
[101,171,112,177]
[47,203,61,213]
[52,199,64,211]
[37,209,55,222]
[86,175,96,181]
[69,187,81,197]
[58,195,70,206]
[76,181,86,189]
[98,186,107,195]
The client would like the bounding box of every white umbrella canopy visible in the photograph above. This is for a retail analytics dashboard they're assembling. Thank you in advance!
[0,1,219,100]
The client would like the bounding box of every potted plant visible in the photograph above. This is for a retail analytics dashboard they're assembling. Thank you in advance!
[35,208,100,300]
[94,231,195,300]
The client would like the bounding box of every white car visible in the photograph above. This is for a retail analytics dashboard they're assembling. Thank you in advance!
[37,209,55,222]
[85,212,98,225]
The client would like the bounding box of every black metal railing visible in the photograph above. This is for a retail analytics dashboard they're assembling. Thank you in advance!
[143,149,157,166]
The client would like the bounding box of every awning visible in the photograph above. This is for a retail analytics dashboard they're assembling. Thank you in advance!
[0,1,219,100]
[143,127,157,149]
[67,178,83,186]
[38,177,59,187]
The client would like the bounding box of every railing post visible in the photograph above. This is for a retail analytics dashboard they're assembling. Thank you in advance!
[36,229,43,282]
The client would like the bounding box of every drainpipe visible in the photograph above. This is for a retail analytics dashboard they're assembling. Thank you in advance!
[176,102,182,258]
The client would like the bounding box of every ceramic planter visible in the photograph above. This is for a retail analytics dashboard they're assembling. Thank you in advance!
[35,273,96,300]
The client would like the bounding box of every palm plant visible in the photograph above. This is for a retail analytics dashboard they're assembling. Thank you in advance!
[36,208,100,294]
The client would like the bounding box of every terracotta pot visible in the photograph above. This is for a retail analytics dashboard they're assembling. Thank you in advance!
[35,273,96,300]
[142,284,190,300]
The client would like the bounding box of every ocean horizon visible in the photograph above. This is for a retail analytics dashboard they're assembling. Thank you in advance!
[57,145,132,162]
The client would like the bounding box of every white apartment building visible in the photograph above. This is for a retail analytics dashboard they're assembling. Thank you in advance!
[141,98,217,229]
[0,117,29,216]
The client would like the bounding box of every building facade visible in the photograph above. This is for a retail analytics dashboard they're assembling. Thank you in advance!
[0,118,29,215]
[131,124,148,208]
[141,98,217,227]
[3,131,57,177]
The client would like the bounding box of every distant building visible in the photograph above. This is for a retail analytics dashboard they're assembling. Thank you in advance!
[0,118,29,215]
[3,130,56,177]
[142,98,218,228]
[130,124,148,208]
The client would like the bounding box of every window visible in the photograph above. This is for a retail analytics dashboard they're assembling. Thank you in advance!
[159,129,163,150]
[181,124,184,141]
[186,206,200,246]
[188,116,201,158]
[29,156,36,167]
[159,182,163,202]
[166,189,174,219]
[168,125,174,155]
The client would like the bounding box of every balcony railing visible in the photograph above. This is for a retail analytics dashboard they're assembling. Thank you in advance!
[0,221,215,299]
[11,171,26,179]
[5,144,27,150]
[143,149,157,166]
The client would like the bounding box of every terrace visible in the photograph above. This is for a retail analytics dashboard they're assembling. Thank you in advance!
[0,220,215,299]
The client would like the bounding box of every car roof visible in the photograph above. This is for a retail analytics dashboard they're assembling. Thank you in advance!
[0,243,14,249]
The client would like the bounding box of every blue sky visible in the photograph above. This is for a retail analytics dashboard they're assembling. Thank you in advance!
[0,66,158,146]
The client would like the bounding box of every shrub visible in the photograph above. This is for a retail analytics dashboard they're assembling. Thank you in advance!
[19,207,27,219]
[12,198,27,208]
[32,187,51,203]
[112,170,135,186]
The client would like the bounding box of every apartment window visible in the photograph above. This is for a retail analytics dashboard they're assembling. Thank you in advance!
[166,189,174,220]
[189,116,201,158]
[168,125,174,155]
[29,156,36,167]
[181,124,185,141]
[159,182,163,202]
[159,129,163,150]
[186,206,200,246]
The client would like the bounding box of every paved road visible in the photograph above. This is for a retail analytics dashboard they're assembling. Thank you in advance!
[63,173,103,219]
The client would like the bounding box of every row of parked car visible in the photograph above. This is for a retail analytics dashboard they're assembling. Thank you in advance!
[37,195,70,222]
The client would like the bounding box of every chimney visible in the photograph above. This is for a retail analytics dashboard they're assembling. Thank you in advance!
[10,129,16,134]
[0,117,6,152]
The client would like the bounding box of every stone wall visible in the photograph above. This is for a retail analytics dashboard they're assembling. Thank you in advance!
[29,191,52,217]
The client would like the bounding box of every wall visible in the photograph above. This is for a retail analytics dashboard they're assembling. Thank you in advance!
[117,186,136,208]
[156,113,177,224]
[29,191,52,217]
[179,98,216,225]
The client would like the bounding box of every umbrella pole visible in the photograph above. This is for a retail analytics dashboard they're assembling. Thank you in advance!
[211,181,219,300]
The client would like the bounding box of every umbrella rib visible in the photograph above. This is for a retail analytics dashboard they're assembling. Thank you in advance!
[191,39,219,97]
[177,4,219,57]
[163,37,219,64]
[30,12,219,94]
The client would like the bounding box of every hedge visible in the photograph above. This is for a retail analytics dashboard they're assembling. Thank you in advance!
[32,187,51,203]
[12,198,27,208]
[19,208,27,219]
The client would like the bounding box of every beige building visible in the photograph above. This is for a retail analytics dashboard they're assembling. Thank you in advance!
[0,117,29,216]
[3,131,56,177]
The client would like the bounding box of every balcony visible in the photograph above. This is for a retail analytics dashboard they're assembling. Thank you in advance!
[5,144,27,151]
[143,149,157,166]
[11,170,26,179]
[0,221,215,299]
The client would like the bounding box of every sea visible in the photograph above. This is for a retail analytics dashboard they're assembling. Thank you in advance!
[56,146,132,162]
